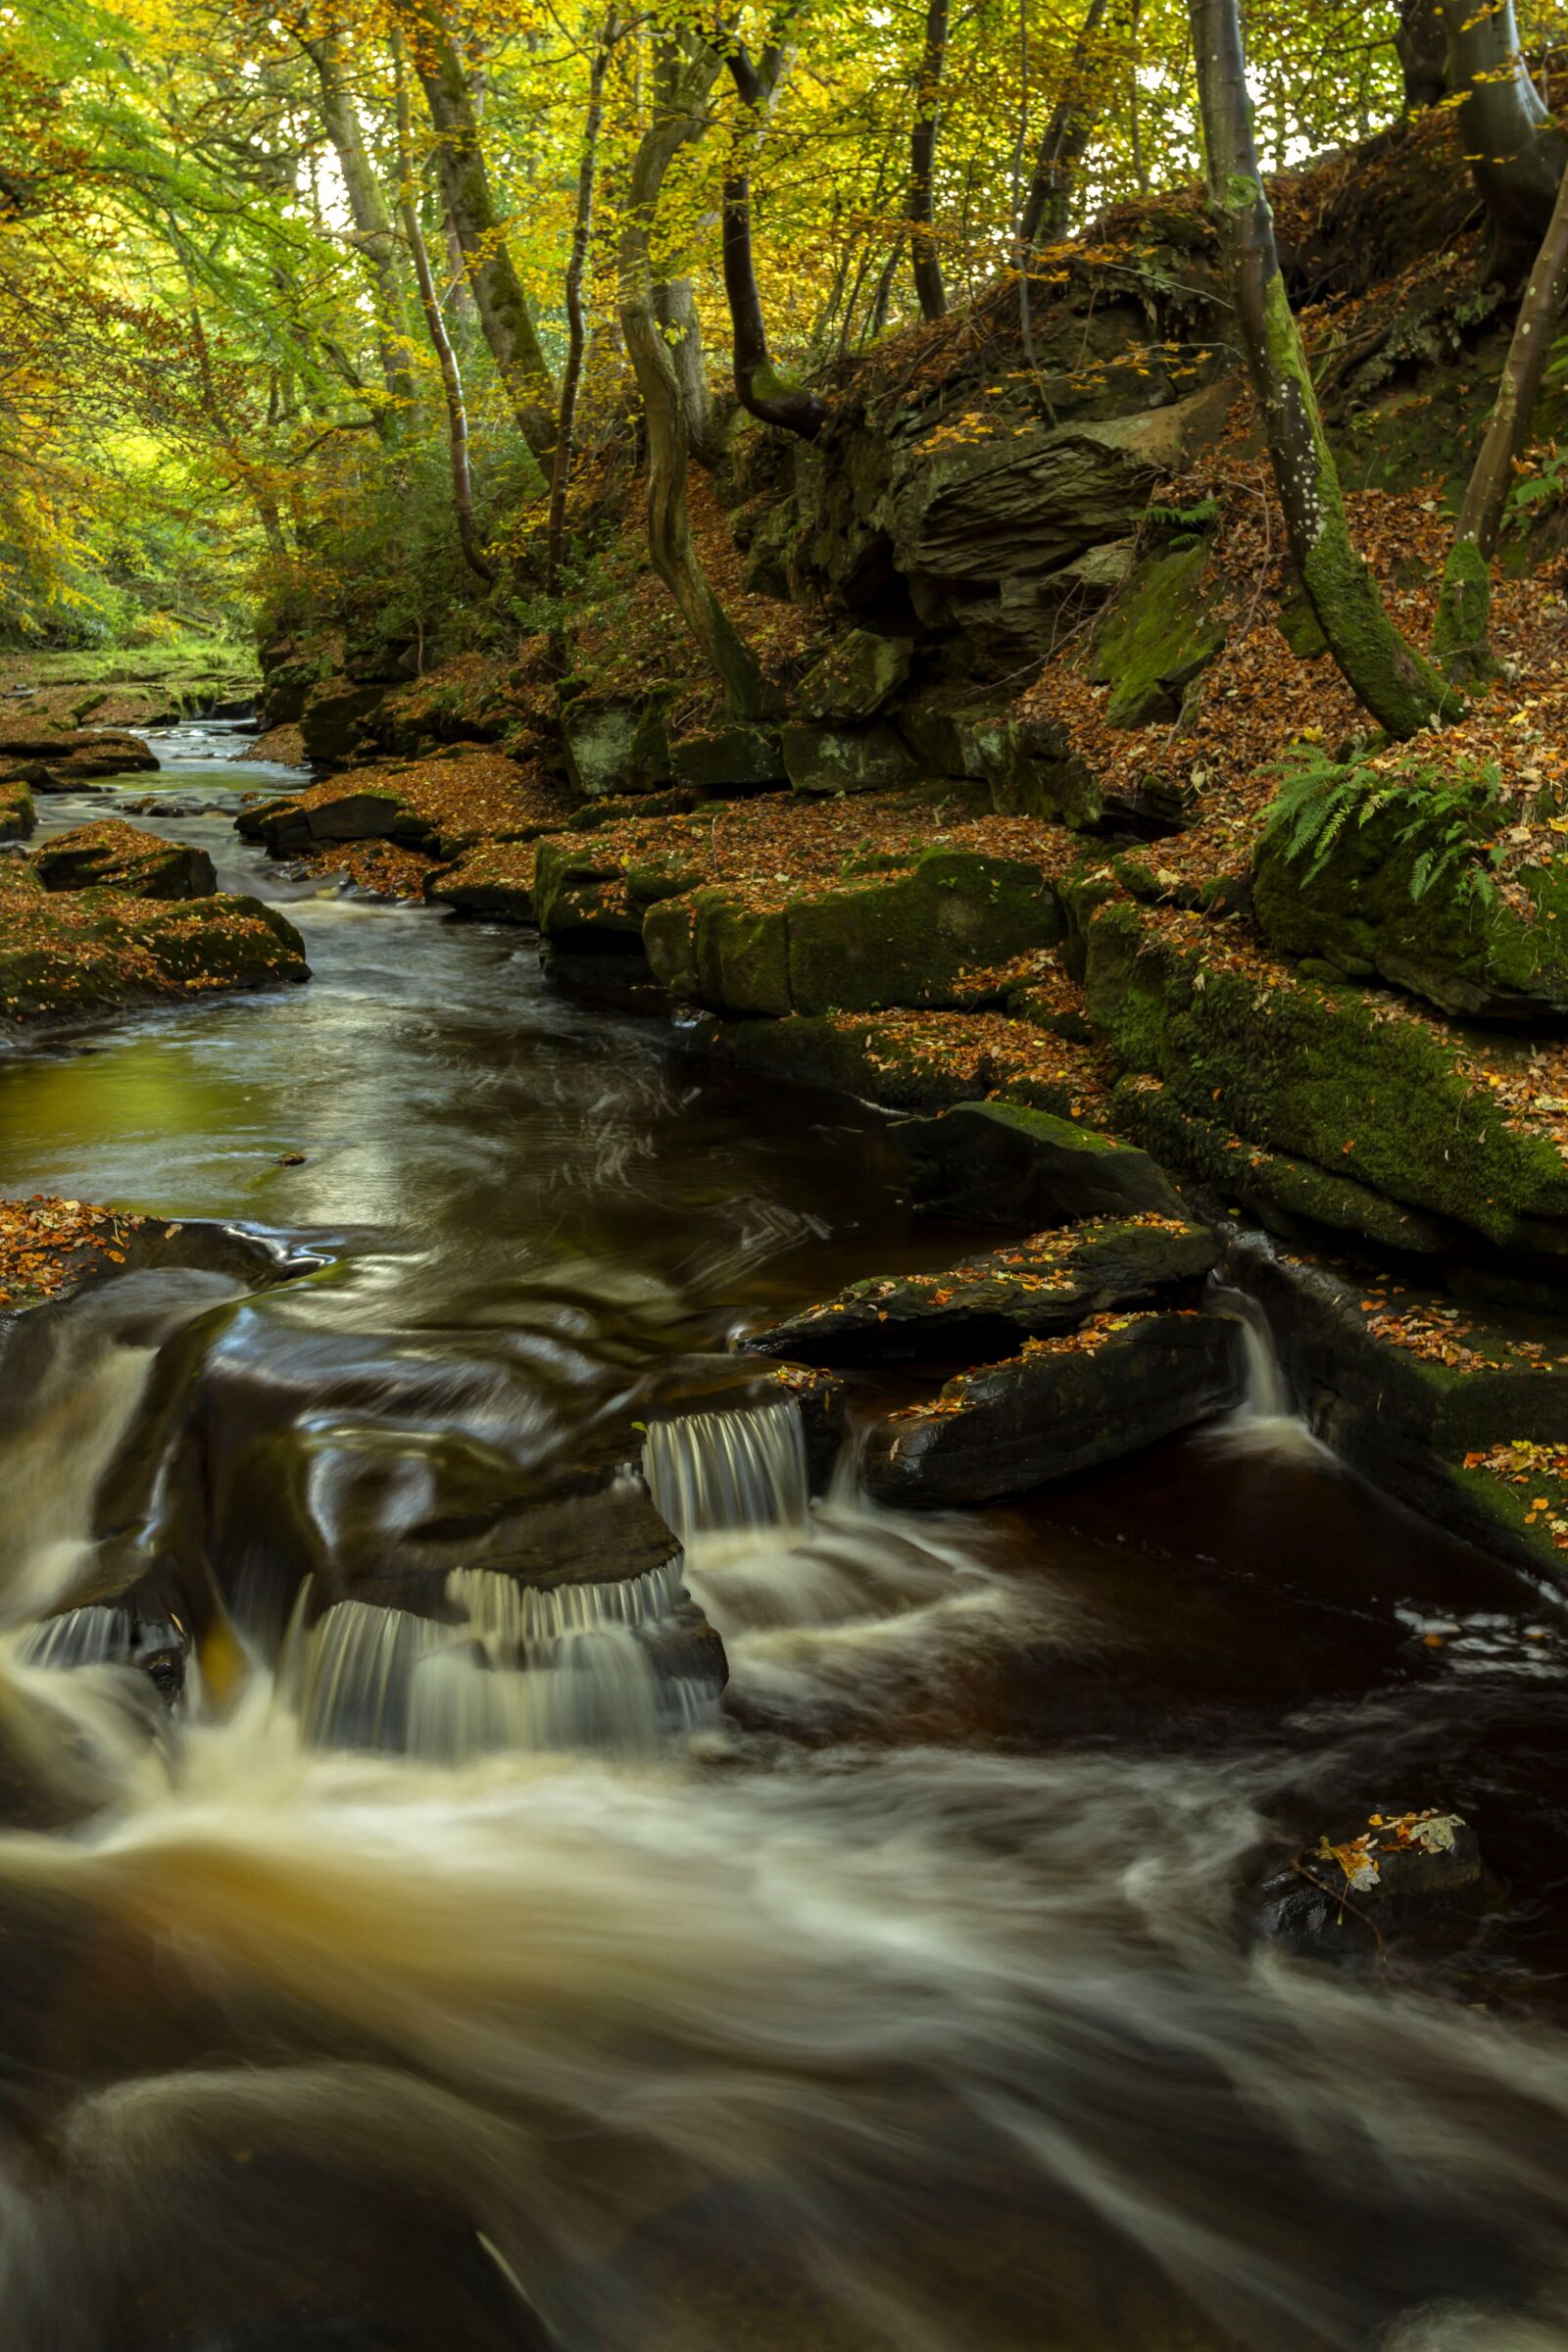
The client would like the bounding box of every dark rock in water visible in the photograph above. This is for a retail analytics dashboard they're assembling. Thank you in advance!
[34,818,217,900]
[861,1309,1242,1506]
[1259,1809,1495,1965]
[893,1098,1186,1226]
[745,1216,1219,1368]
[0,725,157,782]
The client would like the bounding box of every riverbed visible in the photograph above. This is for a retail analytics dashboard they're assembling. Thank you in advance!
[3,726,1568,2351]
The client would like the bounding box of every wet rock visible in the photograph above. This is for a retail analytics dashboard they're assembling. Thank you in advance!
[893,1098,1185,1225]
[244,788,434,857]
[0,886,308,1026]
[782,720,921,798]
[0,725,157,783]
[861,1309,1243,1505]
[424,845,538,923]
[34,819,217,900]
[669,723,787,794]
[1260,1809,1495,1964]
[745,1217,1219,1367]
[642,1351,847,1491]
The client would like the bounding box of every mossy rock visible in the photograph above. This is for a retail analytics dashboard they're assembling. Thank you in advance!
[797,629,914,722]
[893,1097,1185,1225]
[693,890,792,1016]
[560,693,671,800]
[781,721,921,798]
[712,1011,1007,1111]
[1253,773,1568,1019]
[786,849,1061,1015]
[1088,544,1226,729]
[1084,899,1568,1253]
[0,780,33,842]
[0,886,308,1027]
[35,819,216,901]
[669,724,786,794]
[298,680,391,767]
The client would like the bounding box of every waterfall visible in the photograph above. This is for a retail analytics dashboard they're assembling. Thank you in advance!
[644,1396,809,1543]
[290,1552,715,1761]
[18,1606,134,1672]
[1204,1279,1324,1459]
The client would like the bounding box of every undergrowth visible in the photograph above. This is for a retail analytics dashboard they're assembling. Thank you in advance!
[1267,744,1506,907]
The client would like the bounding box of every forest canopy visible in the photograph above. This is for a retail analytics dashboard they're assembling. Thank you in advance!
[0,0,1560,654]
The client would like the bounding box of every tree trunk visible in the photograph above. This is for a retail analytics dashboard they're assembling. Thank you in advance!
[394,0,556,460]
[908,0,948,321]
[548,12,618,622]
[302,33,417,430]
[187,300,287,559]
[1018,0,1111,250]
[721,44,828,438]
[1441,0,1568,283]
[1435,152,1568,682]
[1190,0,1461,738]
[393,35,493,584]
[1396,0,1446,113]
[618,31,771,716]
[655,277,723,466]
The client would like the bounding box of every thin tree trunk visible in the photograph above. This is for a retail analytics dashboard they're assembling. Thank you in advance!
[548,11,618,625]
[1436,153,1568,681]
[301,32,417,429]
[1441,0,1568,283]
[393,35,494,584]
[908,0,948,320]
[655,277,723,466]
[1190,0,1461,737]
[187,298,287,559]
[1128,0,1148,191]
[618,31,770,716]
[394,0,556,459]
[721,42,828,438]
[864,233,903,341]
[1019,0,1111,250]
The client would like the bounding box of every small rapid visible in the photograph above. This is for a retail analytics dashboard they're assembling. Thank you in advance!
[5,725,1568,2349]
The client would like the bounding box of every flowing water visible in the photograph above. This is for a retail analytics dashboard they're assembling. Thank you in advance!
[5,729,1568,2349]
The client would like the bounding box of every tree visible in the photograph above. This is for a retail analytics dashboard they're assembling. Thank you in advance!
[298,30,418,434]
[721,24,829,439]
[907,0,948,321]
[1189,0,1461,738]
[392,0,557,462]
[1440,0,1568,282]
[548,11,620,619]
[1395,0,1446,113]
[1018,0,1111,252]
[617,27,771,716]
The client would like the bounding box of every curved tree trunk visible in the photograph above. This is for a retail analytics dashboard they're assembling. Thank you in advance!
[1441,0,1568,283]
[655,276,723,466]
[721,44,828,439]
[907,0,948,321]
[1436,151,1568,681]
[302,33,417,432]
[1190,0,1461,738]
[393,36,493,584]
[1018,0,1110,251]
[394,0,556,460]
[618,32,770,716]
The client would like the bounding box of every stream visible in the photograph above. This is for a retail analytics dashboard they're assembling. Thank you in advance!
[4,724,1568,2350]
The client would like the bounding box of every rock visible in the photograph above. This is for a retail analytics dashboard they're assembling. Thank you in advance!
[0,885,308,1026]
[797,629,914,721]
[1260,1809,1494,1964]
[893,690,994,781]
[533,836,648,946]
[710,1006,1056,1113]
[745,1216,1219,1366]
[298,680,390,767]
[893,1098,1185,1224]
[257,634,328,727]
[669,724,787,794]
[1253,766,1568,1020]
[1087,542,1226,728]
[782,720,921,797]
[1084,897,1568,1257]
[861,1309,1242,1504]
[246,788,435,857]
[561,692,671,798]
[34,819,217,900]
[424,842,540,923]
[0,779,33,841]
[0,726,157,782]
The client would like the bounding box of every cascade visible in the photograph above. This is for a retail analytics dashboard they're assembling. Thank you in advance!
[643,1396,809,1543]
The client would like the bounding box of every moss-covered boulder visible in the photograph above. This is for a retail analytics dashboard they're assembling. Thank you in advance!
[893,1097,1185,1224]
[669,724,786,794]
[560,693,670,799]
[1253,764,1568,1020]
[298,679,390,767]
[1084,899,1568,1254]
[424,841,541,923]
[243,787,437,857]
[0,780,33,841]
[34,819,216,900]
[0,883,308,1026]
[861,1310,1242,1505]
[786,849,1060,1014]
[781,721,921,798]
[745,1216,1219,1366]
[967,712,1196,831]
[0,726,157,784]
[1087,543,1226,728]
[797,630,914,722]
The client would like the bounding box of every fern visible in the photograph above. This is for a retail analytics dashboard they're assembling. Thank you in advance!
[1266,746,1505,905]
[1145,498,1219,532]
